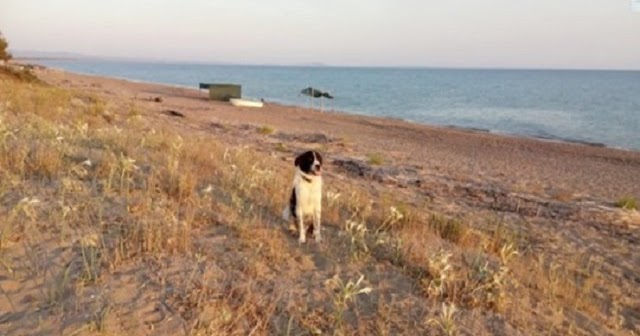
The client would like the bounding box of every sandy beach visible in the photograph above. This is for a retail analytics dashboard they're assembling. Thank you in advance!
[3,0,640,331]
[1,64,638,335]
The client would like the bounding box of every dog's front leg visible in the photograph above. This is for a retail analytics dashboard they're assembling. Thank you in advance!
[297,213,306,244]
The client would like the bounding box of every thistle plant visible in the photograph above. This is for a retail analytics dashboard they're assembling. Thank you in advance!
[376,206,404,234]
[468,261,510,310]
[118,154,139,192]
[345,219,369,258]
[326,274,373,328]
[499,242,519,265]
[426,249,453,298]
[428,303,458,336]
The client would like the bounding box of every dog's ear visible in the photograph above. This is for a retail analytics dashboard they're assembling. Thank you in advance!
[314,151,323,165]
[294,153,303,167]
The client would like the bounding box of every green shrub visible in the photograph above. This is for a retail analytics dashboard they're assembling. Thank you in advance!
[615,196,637,210]
[367,153,384,165]
[258,125,275,135]
[0,31,12,62]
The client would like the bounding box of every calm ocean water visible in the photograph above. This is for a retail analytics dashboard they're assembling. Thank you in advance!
[35,60,640,150]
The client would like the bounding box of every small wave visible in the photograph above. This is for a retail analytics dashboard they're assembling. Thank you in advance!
[444,124,491,133]
[526,131,607,148]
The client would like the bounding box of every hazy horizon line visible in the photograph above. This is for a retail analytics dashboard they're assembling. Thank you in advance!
[13,49,640,72]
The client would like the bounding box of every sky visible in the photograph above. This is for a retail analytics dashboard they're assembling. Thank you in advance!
[1,0,639,69]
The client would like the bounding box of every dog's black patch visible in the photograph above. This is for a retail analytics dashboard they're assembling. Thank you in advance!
[289,187,315,235]
[289,188,297,219]
[294,150,323,175]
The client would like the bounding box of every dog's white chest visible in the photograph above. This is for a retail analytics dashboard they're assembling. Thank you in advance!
[295,176,322,215]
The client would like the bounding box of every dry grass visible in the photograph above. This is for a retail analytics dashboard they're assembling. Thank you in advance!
[429,214,468,244]
[0,70,634,336]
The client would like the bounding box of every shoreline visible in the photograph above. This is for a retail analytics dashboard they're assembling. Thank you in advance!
[33,62,638,153]
[32,64,640,201]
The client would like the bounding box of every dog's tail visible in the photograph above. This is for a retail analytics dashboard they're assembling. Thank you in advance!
[282,207,290,221]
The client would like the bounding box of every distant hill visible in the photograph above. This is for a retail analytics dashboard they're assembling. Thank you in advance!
[12,50,169,63]
[11,50,244,65]
[12,50,97,60]
[12,50,332,67]
[298,62,328,67]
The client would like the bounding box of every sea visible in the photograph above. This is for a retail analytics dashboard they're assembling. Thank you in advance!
[33,59,640,151]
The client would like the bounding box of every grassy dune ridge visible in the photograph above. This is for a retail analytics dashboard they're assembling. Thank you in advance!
[0,67,636,335]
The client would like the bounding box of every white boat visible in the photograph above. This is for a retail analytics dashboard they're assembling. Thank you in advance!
[229,98,264,108]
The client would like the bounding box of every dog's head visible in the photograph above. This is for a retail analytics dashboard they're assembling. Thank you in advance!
[294,150,323,176]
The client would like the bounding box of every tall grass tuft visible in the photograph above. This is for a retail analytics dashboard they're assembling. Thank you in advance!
[615,196,637,210]
[429,214,467,243]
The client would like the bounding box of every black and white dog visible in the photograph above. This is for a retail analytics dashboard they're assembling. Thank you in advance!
[282,150,323,243]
